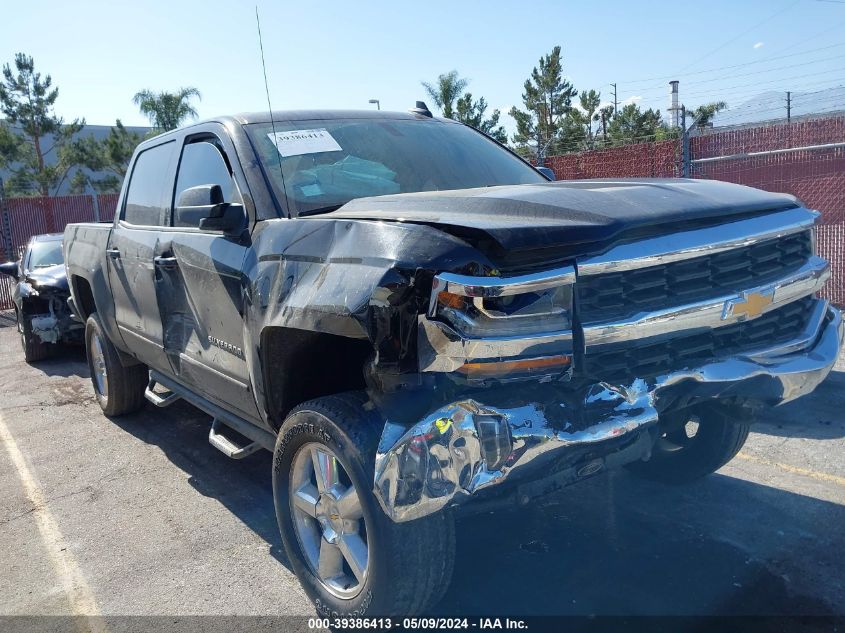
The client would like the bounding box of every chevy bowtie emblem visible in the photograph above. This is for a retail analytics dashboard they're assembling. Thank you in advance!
[722,288,775,320]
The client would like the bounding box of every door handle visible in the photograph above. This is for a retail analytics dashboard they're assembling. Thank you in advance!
[106,248,121,259]
[153,256,178,268]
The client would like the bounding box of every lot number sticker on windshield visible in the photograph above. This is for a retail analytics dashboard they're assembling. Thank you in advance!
[267,129,342,157]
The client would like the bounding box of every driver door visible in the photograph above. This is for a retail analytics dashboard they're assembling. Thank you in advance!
[156,125,258,419]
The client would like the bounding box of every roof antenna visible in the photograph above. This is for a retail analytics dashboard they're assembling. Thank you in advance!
[255,5,289,215]
[410,101,433,117]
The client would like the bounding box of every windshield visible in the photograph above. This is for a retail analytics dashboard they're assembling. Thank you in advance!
[27,240,63,270]
[245,118,545,216]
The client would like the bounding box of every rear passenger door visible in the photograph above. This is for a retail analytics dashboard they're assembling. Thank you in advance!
[158,125,258,419]
[107,139,177,371]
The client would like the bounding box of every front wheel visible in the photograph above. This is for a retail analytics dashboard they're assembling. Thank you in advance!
[18,310,51,362]
[626,403,751,484]
[273,393,455,617]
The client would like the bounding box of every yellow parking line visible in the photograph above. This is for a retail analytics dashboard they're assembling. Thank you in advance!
[736,451,845,487]
[0,411,105,627]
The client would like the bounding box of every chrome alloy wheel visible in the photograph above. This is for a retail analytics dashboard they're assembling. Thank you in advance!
[88,330,108,397]
[289,442,369,599]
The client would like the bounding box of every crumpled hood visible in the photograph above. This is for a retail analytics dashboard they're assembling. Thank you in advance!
[323,179,800,256]
[25,263,69,292]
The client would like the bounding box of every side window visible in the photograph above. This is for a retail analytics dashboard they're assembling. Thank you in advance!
[173,140,240,228]
[123,141,176,226]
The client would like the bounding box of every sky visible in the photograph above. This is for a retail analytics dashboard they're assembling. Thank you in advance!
[3,0,845,135]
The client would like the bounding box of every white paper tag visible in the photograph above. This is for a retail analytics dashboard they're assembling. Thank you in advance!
[267,129,342,157]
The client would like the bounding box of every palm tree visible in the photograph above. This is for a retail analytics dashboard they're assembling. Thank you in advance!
[421,71,468,119]
[691,101,727,130]
[132,87,202,131]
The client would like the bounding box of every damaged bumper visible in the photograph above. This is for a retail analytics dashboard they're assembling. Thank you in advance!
[374,304,843,522]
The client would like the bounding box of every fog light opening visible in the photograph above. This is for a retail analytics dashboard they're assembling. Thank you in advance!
[475,414,513,471]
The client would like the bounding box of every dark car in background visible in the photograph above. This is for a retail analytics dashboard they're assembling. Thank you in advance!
[0,233,83,361]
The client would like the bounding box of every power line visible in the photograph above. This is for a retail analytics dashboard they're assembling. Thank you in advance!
[616,52,845,99]
[674,0,802,74]
[667,68,845,101]
[617,41,845,88]
[674,53,845,89]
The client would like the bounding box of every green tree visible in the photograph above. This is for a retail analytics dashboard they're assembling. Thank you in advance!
[69,120,143,193]
[0,53,87,196]
[509,46,578,162]
[566,89,602,151]
[690,100,727,129]
[133,87,201,132]
[607,103,664,145]
[421,71,469,119]
[455,93,507,144]
[597,104,615,146]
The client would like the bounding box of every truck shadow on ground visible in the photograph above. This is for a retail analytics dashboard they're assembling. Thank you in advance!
[26,344,89,378]
[106,397,844,617]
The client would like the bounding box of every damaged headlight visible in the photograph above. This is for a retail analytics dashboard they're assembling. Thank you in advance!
[428,266,575,337]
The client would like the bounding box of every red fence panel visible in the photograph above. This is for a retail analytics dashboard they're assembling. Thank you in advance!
[97,193,120,222]
[691,118,845,306]
[546,139,680,180]
[52,194,97,228]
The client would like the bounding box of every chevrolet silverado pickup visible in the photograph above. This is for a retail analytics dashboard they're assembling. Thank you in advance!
[63,107,843,617]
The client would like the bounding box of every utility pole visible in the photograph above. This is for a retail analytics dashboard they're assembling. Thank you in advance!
[600,110,608,143]
[0,177,11,258]
[681,106,691,178]
[611,83,618,116]
[786,91,791,123]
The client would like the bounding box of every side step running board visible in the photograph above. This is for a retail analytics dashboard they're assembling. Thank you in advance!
[146,370,276,454]
[144,377,182,408]
[208,418,261,459]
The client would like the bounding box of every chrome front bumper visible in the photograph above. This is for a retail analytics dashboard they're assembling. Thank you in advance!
[374,304,843,522]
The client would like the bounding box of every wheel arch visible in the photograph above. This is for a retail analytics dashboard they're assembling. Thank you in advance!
[259,326,372,431]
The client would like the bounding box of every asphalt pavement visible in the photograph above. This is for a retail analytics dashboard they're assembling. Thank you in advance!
[1,314,843,621]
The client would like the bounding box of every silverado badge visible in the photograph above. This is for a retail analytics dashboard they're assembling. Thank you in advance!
[722,288,775,321]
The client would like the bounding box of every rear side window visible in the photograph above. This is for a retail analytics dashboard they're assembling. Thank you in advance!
[173,140,240,228]
[123,141,176,226]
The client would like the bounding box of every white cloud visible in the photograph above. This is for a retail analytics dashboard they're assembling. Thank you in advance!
[754,41,764,49]
[621,95,642,106]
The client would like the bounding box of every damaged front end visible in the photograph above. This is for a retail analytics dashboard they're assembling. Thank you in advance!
[18,267,83,345]
[371,207,844,522]
[374,379,658,522]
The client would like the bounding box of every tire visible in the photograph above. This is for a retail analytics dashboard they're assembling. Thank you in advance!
[18,310,52,363]
[85,313,148,416]
[273,392,455,617]
[626,402,751,484]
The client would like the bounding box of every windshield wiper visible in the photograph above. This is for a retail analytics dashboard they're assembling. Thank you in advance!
[296,204,345,217]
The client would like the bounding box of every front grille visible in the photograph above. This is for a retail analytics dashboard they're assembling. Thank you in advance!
[582,296,816,380]
[577,230,813,323]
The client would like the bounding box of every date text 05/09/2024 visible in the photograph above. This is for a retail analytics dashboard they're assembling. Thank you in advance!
[307,617,529,630]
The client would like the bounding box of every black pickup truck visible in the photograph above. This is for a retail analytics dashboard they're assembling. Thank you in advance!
[64,107,843,617]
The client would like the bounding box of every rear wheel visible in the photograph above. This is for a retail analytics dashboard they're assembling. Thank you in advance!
[18,310,51,363]
[626,403,751,483]
[273,392,455,617]
[85,313,148,416]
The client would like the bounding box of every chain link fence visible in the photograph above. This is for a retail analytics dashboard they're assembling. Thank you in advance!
[0,193,119,311]
[2,116,844,310]
[547,114,845,306]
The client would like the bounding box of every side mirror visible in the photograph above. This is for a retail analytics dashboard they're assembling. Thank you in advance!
[176,184,246,235]
[199,203,246,234]
[536,166,555,181]
[0,261,18,279]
